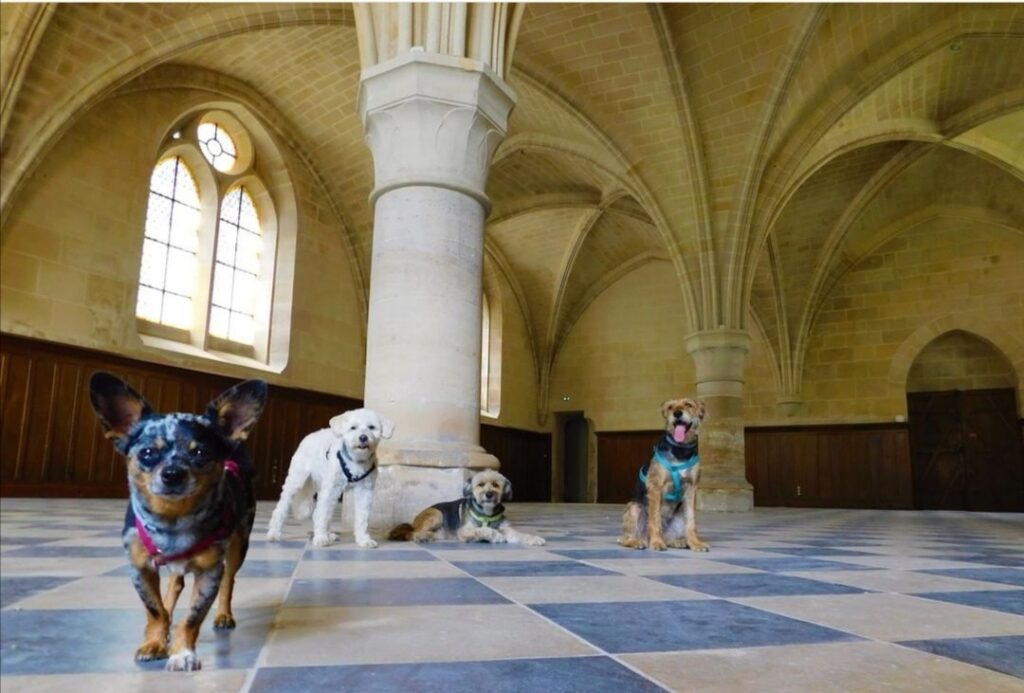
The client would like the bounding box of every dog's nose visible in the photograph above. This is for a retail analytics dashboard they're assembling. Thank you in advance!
[673,411,683,419]
[160,466,187,486]
[359,434,368,443]
[485,491,496,499]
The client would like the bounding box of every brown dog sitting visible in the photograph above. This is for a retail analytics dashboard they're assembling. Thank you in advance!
[619,398,709,552]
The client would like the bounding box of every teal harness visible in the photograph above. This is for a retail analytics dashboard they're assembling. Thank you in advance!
[639,439,700,504]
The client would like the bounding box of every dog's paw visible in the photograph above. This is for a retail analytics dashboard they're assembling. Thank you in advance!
[266,529,282,542]
[165,649,201,672]
[356,536,378,549]
[213,614,236,630]
[650,538,668,552]
[522,535,546,547]
[328,532,340,542]
[688,539,710,552]
[135,640,169,661]
[617,537,647,550]
[311,534,334,547]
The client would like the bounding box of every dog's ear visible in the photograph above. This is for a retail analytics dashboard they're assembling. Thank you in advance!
[463,478,473,498]
[89,372,152,444]
[378,414,395,439]
[660,400,674,419]
[502,477,513,502]
[329,412,351,437]
[695,400,707,420]
[206,379,267,441]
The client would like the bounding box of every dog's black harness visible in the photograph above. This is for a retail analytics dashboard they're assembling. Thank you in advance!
[432,498,505,532]
[331,445,376,484]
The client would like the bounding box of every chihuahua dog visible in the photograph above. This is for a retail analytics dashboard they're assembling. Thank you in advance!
[89,372,266,672]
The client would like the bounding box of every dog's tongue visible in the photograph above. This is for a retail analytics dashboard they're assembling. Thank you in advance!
[673,423,688,443]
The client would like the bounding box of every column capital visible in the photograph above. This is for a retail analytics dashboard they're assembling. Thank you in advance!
[685,328,750,396]
[359,51,517,211]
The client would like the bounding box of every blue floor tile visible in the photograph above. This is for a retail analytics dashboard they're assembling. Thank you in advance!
[239,560,298,578]
[550,548,682,560]
[900,635,1024,678]
[285,577,509,607]
[533,599,859,653]
[919,568,1024,587]
[0,607,274,674]
[452,561,618,577]
[249,539,308,549]
[717,557,875,572]
[1,576,75,609]
[912,589,1024,616]
[305,548,436,561]
[651,572,869,597]
[250,656,665,693]
[0,536,60,547]
[761,547,878,557]
[954,554,1024,568]
[4,544,125,558]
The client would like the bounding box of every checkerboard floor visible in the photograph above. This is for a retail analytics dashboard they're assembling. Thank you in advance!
[2,499,1023,692]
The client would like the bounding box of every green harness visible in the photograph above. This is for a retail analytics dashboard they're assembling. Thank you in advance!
[468,504,505,528]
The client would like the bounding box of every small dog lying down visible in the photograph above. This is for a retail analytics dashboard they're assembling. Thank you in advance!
[88,372,267,672]
[388,469,545,546]
[266,408,393,547]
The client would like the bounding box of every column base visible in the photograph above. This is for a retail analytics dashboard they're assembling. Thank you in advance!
[698,483,754,512]
[341,447,499,533]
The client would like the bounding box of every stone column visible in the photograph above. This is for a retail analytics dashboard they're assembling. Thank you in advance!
[685,328,754,511]
[354,51,515,530]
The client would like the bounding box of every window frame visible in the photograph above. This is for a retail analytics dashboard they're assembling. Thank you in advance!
[134,114,278,366]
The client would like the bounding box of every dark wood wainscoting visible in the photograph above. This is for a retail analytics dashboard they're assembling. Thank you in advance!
[0,334,360,500]
[480,424,551,502]
[1,334,553,502]
[745,423,913,509]
[596,430,661,503]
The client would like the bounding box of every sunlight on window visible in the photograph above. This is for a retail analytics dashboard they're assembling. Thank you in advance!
[210,186,261,344]
[197,121,237,173]
[136,157,199,329]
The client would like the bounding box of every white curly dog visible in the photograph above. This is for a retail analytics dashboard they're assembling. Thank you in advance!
[266,408,393,548]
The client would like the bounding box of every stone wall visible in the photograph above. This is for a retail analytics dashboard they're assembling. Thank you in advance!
[1,87,366,397]
[907,330,1017,393]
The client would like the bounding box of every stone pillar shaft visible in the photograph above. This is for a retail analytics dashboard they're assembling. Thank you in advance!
[686,328,753,511]
[353,52,515,530]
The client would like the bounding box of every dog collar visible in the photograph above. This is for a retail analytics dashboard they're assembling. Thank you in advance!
[134,460,239,567]
[639,443,700,504]
[660,434,698,460]
[336,445,376,483]
[467,501,505,528]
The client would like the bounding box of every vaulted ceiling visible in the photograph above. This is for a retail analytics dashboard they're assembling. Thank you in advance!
[2,2,1022,400]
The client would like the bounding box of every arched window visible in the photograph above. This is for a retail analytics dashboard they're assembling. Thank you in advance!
[480,289,502,417]
[135,157,201,329]
[210,186,261,344]
[135,109,281,365]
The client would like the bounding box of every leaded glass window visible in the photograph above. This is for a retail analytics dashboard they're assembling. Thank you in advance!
[210,186,262,344]
[135,156,200,329]
[197,121,237,173]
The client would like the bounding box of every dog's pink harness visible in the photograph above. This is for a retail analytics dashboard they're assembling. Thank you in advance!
[135,460,240,567]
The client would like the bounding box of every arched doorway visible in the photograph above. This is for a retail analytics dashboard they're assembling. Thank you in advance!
[905,330,1023,511]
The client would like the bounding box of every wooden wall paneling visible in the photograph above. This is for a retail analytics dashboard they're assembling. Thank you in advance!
[596,430,661,504]
[480,423,551,502]
[746,424,912,510]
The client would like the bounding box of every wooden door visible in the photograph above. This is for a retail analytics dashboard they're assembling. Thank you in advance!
[907,389,1023,511]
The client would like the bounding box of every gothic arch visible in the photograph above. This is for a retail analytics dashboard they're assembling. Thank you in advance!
[888,315,1024,399]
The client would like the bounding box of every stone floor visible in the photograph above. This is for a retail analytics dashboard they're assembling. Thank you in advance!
[1,498,1022,692]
